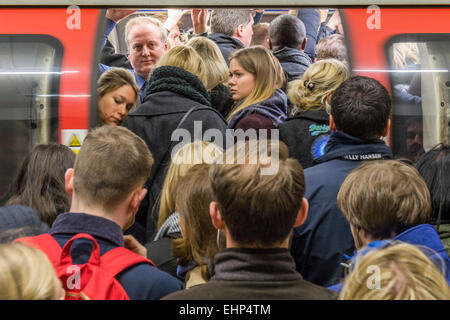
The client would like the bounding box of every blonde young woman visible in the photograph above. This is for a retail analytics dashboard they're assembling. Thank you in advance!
[146,141,222,278]
[339,243,450,300]
[277,59,349,169]
[97,68,140,126]
[227,45,288,133]
[123,45,228,243]
[186,36,234,118]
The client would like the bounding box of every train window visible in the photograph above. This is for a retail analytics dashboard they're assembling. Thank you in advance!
[0,35,63,204]
[387,35,450,163]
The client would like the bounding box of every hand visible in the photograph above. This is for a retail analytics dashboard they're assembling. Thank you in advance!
[191,9,210,34]
[164,9,189,31]
[106,9,138,23]
[123,235,147,258]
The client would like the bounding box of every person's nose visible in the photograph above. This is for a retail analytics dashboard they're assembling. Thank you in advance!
[142,45,151,56]
[117,104,126,116]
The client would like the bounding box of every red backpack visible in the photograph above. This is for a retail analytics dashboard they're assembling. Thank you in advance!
[16,233,155,300]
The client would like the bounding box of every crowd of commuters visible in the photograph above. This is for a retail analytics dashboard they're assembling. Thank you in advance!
[0,8,448,301]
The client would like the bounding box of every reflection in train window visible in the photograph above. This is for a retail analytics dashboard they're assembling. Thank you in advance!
[0,35,63,204]
[387,35,450,163]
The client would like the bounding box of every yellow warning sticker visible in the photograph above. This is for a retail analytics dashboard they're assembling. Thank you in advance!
[69,135,81,148]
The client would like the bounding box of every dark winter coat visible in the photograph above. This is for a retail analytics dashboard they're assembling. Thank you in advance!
[273,47,312,84]
[278,110,330,169]
[290,131,393,287]
[123,66,228,243]
[207,33,244,66]
[163,248,337,300]
[209,83,234,119]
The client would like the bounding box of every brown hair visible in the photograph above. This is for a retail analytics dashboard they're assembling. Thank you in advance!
[338,160,431,242]
[7,143,75,226]
[174,164,218,281]
[209,140,305,247]
[316,34,347,62]
[73,126,153,211]
[339,242,450,300]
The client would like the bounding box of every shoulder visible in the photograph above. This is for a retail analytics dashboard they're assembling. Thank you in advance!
[235,113,275,131]
[117,262,183,300]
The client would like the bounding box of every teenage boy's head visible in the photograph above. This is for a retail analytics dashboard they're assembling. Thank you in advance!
[337,160,431,249]
[65,126,153,229]
[208,140,308,248]
[330,76,392,140]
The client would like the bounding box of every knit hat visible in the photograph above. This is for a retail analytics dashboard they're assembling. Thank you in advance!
[0,205,49,243]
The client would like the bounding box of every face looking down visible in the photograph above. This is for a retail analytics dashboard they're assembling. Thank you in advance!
[98,84,136,126]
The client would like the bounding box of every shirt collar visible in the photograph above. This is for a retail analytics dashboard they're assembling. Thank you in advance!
[50,212,124,247]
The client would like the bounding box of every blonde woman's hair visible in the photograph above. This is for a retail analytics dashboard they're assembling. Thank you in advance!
[227,45,285,122]
[339,242,450,300]
[156,45,208,87]
[288,58,349,114]
[186,37,229,90]
[0,242,62,300]
[157,141,223,231]
[392,42,420,69]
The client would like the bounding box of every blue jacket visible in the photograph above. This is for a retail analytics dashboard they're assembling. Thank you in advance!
[290,131,393,287]
[329,224,450,292]
[50,212,183,300]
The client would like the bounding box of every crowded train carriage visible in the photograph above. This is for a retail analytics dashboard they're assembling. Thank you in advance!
[0,1,449,302]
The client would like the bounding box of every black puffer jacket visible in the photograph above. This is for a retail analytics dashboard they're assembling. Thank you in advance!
[273,47,312,84]
[123,66,228,243]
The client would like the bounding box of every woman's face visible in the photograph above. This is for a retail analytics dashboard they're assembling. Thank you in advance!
[228,58,255,101]
[98,84,136,126]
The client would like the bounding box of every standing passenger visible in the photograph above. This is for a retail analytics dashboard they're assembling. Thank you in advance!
[227,46,287,134]
[163,141,337,300]
[278,59,349,169]
[123,45,228,243]
[290,76,393,287]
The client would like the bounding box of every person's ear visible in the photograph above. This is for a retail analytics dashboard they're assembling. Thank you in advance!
[329,115,337,132]
[209,201,225,230]
[130,188,147,214]
[236,24,244,37]
[65,168,74,195]
[293,197,308,227]
[382,118,391,137]
[301,38,307,51]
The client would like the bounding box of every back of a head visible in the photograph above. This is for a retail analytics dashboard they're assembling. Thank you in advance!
[156,45,207,87]
[174,164,218,279]
[210,9,253,36]
[186,37,229,90]
[415,143,450,226]
[209,140,305,247]
[0,242,62,299]
[250,22,270,48]
[269,14,306,51]
[316,34,347,62]
[158,141,223,229]
[330,76,392,140]
[338,160,431,241]
[73,126,153,211]
[7,143,75,226]
[288,58,349,113]
[339,242,450,300]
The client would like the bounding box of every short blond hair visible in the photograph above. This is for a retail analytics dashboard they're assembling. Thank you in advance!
[316,34,347,62]
[186,37,229,90]
[156,45,208,87]
[0,243,62,300]
[73,126,153,211]
[288,58,349,114]
[339,242,450,300]
[338,160,431,242]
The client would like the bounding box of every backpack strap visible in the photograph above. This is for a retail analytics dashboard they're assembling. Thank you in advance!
[100,246,156,278]
[15,233,62,265]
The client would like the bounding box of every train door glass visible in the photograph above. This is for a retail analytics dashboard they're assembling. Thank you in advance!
[386,35,450,163]
[0,35,63,204]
